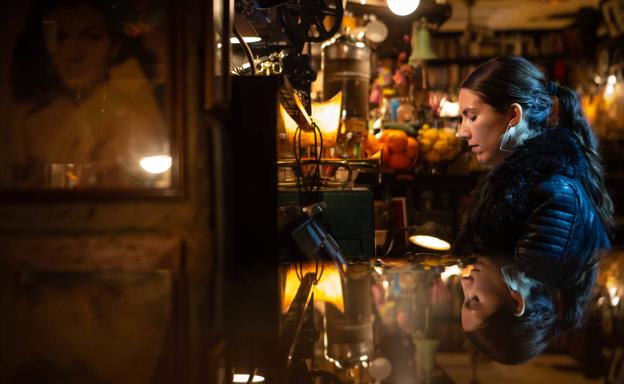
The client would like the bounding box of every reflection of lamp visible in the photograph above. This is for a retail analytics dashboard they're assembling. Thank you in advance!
[282,262,344,313]
[139,155,172,174]
[325,263,374,369]
[387,0,420,16]
[231,14,261,44]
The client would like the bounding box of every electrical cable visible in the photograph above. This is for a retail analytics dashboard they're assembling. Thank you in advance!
[233,25,256,76]
[292,120,326,284]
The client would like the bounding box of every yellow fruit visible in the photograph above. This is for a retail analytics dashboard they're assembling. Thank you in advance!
[419,138,432,152]
[425,151,441,163]
[422,128,439,141]
[433,140,448,154]
[447,134,459,146]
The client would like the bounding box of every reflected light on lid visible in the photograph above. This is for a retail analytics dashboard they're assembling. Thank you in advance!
[230,36,262,44]
[140,155,172,174]
[233,374,265,383]
[409,235,451,251]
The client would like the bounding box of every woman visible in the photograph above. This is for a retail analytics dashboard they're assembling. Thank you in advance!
[5,0,168,188]
[453,56,614,364]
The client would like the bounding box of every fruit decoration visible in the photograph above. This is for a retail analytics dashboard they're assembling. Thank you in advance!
[417,124,461,166]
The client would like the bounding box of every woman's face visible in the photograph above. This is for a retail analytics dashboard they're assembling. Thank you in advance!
[43,4,112,92]
[458,88,512,168]
[460,257,514,332]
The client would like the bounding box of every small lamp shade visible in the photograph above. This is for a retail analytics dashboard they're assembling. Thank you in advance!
[381,222,451,257]
[281,91,343,149]
[409,20,436,63]
[231,14,261,44]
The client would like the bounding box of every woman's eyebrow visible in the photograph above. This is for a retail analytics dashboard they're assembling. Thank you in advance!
[462,108,477,116]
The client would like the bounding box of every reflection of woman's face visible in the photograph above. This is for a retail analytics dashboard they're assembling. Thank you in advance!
[43,4,112,92]
[458,89,511,168]
[460,257,513,332]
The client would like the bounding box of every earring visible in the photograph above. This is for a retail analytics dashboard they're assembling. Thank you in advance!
[499,124,517,152]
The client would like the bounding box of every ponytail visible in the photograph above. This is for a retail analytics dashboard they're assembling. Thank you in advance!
[553,84,616,234]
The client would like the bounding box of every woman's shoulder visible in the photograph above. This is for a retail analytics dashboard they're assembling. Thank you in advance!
[528,174,610,247]
[531,175,581,202]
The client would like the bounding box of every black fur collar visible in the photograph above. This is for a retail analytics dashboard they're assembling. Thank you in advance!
[453,128,587,255]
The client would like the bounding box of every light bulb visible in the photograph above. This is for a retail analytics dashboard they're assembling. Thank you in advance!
[387,0,420,16]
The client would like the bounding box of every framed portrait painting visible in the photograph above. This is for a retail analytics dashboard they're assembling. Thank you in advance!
[0,0,182,198]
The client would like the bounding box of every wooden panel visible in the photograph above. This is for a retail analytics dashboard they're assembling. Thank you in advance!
[0,235,184,383]
[0,235,182,271]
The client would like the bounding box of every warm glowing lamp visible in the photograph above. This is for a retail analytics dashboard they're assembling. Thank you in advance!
[281,104,314,149]
[282,262,345,313]
[280,91,343,149]
[387,0,420,16]
[408,222,451,251]
[310,91,342,147]
[410,235,450,251]
[382,222,451,257]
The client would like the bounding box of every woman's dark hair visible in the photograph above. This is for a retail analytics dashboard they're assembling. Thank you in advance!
[465,262,598,365]
[461,56,615,233]
[11,0,157,109]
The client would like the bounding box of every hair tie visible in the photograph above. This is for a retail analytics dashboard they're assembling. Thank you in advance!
[548,81,558,96]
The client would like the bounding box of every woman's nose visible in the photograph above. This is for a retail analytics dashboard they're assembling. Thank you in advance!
[457,124,470,141]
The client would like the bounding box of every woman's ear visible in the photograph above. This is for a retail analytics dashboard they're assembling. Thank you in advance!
[511,290,526,317]
[508,103,523,128]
